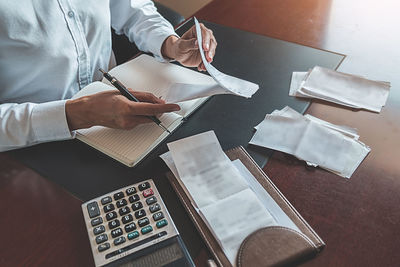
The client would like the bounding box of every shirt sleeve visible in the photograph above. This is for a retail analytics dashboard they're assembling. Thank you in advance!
[109,0,178,61]
[0,100,74,152]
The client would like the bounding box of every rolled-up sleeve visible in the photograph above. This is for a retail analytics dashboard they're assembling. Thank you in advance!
[0,100,74,152]
[110,0,178,61]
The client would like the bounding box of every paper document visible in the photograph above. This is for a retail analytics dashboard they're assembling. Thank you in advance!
[250,106,370,178]
[160,152,298,231]
[160,18,260,103]
[289,66,391,112]
[192,17,259,98]
[165,131,278,264]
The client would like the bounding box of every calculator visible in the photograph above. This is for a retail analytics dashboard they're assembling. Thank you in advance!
[82,179,194,267]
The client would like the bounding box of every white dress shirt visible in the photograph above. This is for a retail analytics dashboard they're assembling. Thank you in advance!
[0,0,176,151]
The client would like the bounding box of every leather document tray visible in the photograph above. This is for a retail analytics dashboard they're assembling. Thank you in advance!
[166,146,325,267]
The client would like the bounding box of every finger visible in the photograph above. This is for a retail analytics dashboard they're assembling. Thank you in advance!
[121,116,153,130]
[129,103,181,115]
[177,38,198,53]
[201,25,211,53]
[127,90,165,104]
[197,62,206,72]
[208,38,217,62]
[128,116,153,124]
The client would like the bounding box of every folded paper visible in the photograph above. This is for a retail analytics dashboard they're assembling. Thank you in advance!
[250,107,370,178]
[289,66,390,112]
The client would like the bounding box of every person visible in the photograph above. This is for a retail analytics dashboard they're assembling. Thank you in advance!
[0,0,217,152]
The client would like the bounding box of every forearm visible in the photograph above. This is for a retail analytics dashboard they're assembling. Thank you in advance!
[0,101,74,152]
[110,0,177,61]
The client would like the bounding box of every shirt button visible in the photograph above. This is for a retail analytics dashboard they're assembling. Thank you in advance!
[68,11,74,18]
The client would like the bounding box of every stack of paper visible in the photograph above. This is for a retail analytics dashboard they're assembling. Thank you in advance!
[160,131,298,265]
[250,106,370,178]
[289,66,390,112]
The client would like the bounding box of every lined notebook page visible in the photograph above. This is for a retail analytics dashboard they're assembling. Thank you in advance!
[77,112,182,166]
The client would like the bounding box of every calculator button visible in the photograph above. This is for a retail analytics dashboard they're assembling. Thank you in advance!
[116,199,127,208]
[114,236,126,246]
[153,212,164,221]
[87,202,100,218]
[134,209,146,219]
[98,242,110,252]
[149,203,160,213]
[138,182,150,191]
[111,228,123,238]
[105,211,117,221]
[128,194,140,203]
[91,217,103,227]
[95,234,108,244]
[124,222,136,233]
[122,214,133,224]
[138,217,149,227]
[93,225,105,235]
[108,219,120,229]
[127,231,139,240]
[156,219,168,229]
[143,188,154,198]
[141,225,153,234]
[119,206,130,216]
[146,196,157,205]
[101,196,112,205]
[113,192,124,200]
[126,187,137,195]
[131,202,143,211]
[103,203,115,213]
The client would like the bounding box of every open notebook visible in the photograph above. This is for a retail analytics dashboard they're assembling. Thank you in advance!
[73,54,215,167]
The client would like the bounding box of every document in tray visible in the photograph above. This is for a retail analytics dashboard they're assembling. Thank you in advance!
[166,131,250,209]
[289,66,391,112]
[163,131,302,265]
[250,106,370,178]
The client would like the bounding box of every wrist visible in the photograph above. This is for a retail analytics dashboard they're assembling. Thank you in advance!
[65,97,93,131]
[161,35,179,60]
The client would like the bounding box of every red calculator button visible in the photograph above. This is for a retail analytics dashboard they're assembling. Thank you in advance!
[143,189,154,198]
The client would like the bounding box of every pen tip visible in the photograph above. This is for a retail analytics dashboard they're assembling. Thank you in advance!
[99,68,106,74]
[159,123,170,134]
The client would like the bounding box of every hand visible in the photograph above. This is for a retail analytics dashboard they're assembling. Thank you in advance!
[161,23,217,71]
[65,90,180,131]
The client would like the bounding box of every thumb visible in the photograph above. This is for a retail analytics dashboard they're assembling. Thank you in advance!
[177,38,198,53]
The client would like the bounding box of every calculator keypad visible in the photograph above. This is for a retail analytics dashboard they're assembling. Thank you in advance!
[82,179,177,267]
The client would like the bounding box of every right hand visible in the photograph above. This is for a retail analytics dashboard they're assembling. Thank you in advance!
[65,90,180,131]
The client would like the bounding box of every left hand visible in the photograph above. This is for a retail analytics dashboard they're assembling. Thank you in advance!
[161,23,217,71]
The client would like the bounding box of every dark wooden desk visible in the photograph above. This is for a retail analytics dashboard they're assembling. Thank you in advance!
[2,0,400,266]
[197,0,400,266]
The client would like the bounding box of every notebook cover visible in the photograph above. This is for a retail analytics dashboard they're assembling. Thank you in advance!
[166,146,325,266]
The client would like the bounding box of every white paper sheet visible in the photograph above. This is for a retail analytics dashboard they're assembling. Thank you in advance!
[160,152,299,232]
[289,67,391,112]
[164,83,224,103]
[193,17,259,98]
[167,131,249,208]
[250,107,370,178]
[200,189,275,263]
[165,131,280,265]
[231,159,299,231]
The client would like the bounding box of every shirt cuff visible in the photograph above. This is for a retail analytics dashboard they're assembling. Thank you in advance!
[31,100,75,142]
